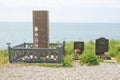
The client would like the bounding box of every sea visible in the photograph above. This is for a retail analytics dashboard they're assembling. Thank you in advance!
[0,22,120,49]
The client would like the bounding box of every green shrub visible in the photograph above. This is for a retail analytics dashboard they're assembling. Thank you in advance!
[115,53,120,63]
[62,55,74,67]
[79,40,99,65]
[65,41,74,55]
[0,50,8,66]
[109,40,120,57]
[63,40,120,66]
[80,53,99,66]
[84,40,95,54]
[97,57,104,62]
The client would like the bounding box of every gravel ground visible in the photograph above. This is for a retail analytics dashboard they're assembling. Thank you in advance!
[0,62,120,80]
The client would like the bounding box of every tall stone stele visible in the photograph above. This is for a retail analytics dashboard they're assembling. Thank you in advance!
[33,11,49,48]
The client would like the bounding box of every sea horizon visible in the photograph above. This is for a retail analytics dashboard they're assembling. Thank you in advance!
[0,22,120,49]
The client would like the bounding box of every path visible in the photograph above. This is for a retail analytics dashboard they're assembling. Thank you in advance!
[0,63,120,80]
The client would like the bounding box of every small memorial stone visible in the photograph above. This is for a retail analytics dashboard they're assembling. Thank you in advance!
[74,41,84,54]
[95,37,109,55]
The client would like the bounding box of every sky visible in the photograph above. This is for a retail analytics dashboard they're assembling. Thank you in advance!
[0,0,120,23]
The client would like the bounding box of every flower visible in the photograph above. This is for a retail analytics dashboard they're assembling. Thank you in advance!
[74,49,81,53]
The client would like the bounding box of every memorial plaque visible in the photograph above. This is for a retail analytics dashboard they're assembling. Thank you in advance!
[33,11,49,48]
[95,37,109,55]
[74,41,84,54]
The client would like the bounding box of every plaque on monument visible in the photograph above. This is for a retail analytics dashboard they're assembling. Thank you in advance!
[33,11,49,48]
[95,37,109,55]
[74,41,84,54]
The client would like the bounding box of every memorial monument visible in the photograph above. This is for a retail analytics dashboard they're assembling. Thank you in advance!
[33,11,49,48]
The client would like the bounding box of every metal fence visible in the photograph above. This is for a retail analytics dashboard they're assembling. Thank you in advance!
[7,41,65,63]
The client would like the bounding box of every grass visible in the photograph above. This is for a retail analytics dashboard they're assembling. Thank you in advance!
[62,55,74,67]
[80,40,99,65]
[64,40,99,66]
[65,41,74,55]
[109,39,120,57]
[115,54,120,63]
[17,63,63,68]
[62,41,76,67]
[1,39,120,67]
[64,40,120,66]
[0,50,8,66]
[108,40,120,63]
[80,53,99,66]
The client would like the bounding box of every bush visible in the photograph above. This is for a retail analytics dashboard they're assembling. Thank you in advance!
[0,50,8,66]
[80,53,99,66]
[97,57,104,62]
[83,40,95,56]
[109,40,120,57]
[115,53,120,63]
[62,55,74,67]
[65,41,74,55]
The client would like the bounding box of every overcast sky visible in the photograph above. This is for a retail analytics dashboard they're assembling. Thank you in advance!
[0,0,120,22]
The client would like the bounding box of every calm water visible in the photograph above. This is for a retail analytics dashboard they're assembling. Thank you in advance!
[0,22,120,49]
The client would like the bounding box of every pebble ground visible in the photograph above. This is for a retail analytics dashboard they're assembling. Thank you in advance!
[0,63,120,80]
